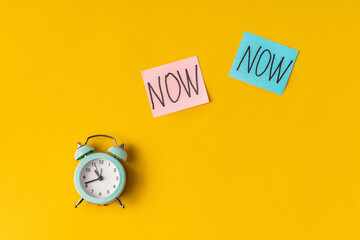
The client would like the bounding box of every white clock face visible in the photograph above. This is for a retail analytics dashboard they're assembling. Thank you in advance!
[79,158,120,198]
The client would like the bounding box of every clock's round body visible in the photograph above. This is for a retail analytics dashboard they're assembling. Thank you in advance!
[74,153,126,205]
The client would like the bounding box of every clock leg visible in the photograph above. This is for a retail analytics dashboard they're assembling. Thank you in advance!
[115,198,125,208]
[74,198,84,208]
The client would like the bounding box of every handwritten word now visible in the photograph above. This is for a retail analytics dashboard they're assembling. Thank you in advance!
[229,32,298,95]
[236,46,293,84]
[142,56,209,117]
[148,65,199,110]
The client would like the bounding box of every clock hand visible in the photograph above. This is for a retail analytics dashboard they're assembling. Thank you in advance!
[94,164,100,177]
[84,178,99,186]
[94,169,100,178]
[94,164,103,180]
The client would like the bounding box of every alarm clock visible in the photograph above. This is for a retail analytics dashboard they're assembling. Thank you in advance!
[74,135,127,208]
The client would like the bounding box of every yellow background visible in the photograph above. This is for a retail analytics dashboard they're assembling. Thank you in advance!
[0,0,359,239]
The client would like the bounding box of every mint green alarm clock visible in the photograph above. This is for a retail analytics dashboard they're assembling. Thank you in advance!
[74,135,127,208]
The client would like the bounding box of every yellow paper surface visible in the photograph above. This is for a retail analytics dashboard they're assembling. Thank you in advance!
[0,0,359,239]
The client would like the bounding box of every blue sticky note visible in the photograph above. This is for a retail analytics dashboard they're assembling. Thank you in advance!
[229,31,298,95]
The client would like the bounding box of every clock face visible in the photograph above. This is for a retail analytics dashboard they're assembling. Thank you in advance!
[79,158,120,198]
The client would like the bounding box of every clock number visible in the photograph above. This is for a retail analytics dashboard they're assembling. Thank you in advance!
[116,176,119,180]
[91,189,94,193]
[107,190,110,194]
[91,162,96,166]
[99,192,102,196]
[86,168,90,172]
[99,160,104,164]
[113,168,116,172]
[83,175,86,179]
[85,184,88,188]
[113,184,116,188]
[108,162,110,166]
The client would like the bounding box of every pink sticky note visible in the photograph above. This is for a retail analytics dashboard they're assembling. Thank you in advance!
[141,56,209,117]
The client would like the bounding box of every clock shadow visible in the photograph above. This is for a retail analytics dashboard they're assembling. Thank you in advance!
[121,144,143,203]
